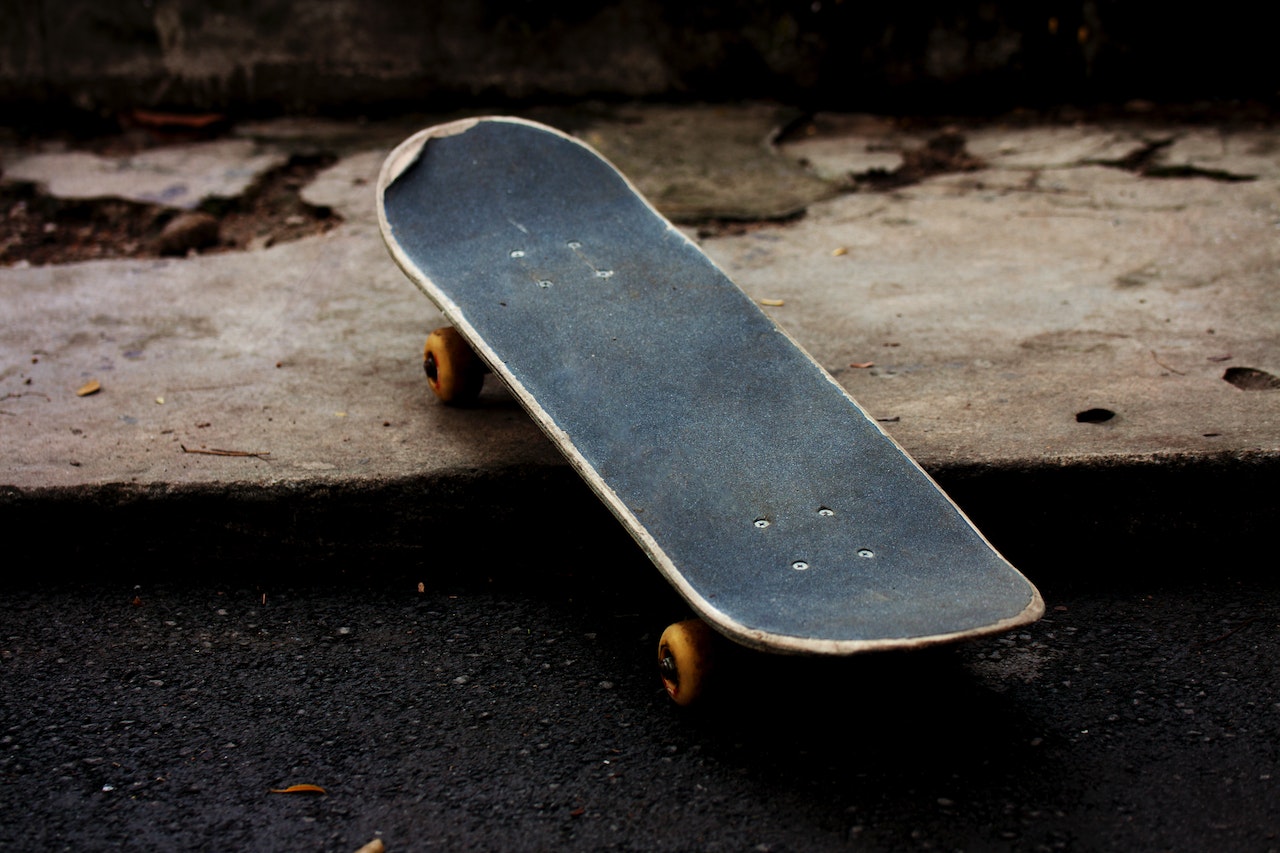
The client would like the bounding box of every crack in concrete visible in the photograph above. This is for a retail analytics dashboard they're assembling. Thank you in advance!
[849,130,986,192]
[1086,138,1258,182]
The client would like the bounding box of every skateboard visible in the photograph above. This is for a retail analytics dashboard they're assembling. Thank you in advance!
[377,117,1043,704]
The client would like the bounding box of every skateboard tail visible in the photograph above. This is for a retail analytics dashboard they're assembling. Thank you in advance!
[378,117,1044,657]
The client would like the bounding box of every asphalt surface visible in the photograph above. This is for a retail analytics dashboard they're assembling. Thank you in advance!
[2,529,1277,851]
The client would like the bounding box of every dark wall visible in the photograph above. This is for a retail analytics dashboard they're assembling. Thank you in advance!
[1,0,1275,116]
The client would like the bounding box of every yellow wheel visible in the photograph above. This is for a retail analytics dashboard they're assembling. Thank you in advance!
[658,619,715,706]
[423,327,484,404]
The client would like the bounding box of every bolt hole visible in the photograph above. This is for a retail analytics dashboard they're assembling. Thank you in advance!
[509,249,525,258]
[1075,407,1115,423]
[1223,366,1280,391]
[791,560,810,571]
[818,507,834,516]
[857,549,874,559]
[753,518,771,529]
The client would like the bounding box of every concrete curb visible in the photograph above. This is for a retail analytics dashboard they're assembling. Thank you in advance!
[3,105,1277,572]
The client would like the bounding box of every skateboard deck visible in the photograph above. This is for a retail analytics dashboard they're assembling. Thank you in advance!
[378,116,1043,656]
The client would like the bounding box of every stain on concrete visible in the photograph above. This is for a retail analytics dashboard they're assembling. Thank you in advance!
[570,104,836,223]
[1114,265,1160,289]
[1019,330,1126,355]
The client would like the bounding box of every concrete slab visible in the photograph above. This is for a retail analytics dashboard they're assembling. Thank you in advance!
[753,129,1280,466]
[1,106,1277,514]
[3,139,287,209]
[0,140,561,491]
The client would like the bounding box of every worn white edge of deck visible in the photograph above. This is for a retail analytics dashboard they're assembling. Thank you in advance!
[376,115,1045,655]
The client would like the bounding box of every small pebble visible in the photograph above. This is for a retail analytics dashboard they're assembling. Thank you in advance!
[154,212,221,256]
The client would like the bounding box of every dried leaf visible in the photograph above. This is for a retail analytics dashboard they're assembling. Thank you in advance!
[849,362,875,369]
[76,380,101,397]
[831,247,848,257]
[270,784,327,795]
[758,298,785,307]
[353,840,385,853]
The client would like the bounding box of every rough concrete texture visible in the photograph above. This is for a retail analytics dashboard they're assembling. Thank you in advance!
[766,119,1280,465]
[3,105,1276,506]
[1,116,560,495]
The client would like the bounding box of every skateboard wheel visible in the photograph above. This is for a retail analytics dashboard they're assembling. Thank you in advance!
[423,327,484,404]
[658,619,715,706]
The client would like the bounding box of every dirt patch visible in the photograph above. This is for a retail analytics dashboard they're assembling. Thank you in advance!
[852,130,986,192]
[693,211,807,239]
[1,153,341,267]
